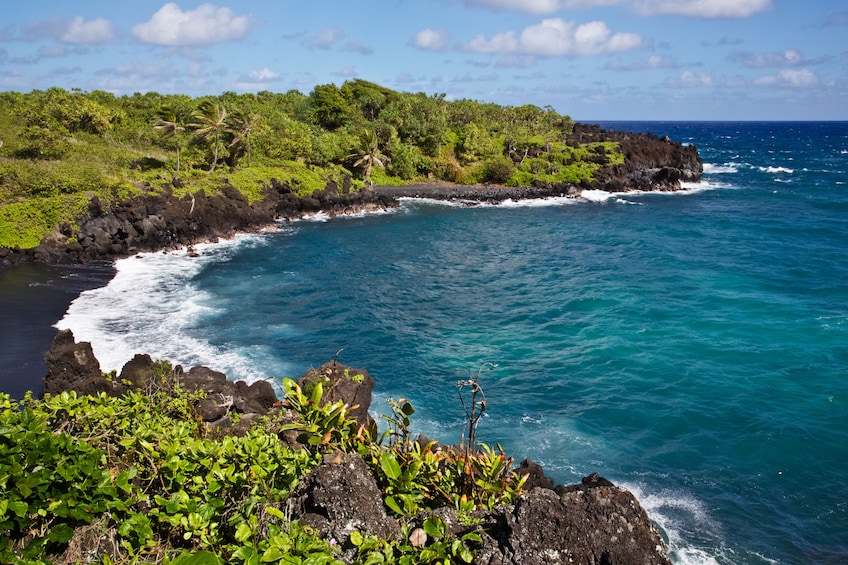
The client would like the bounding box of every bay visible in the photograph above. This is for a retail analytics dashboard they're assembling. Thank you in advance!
[59,122,848,564]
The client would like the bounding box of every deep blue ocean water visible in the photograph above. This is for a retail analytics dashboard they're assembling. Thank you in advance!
[59,122,848,564]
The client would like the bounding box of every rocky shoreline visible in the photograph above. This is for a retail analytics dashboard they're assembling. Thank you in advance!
[43,328,674,565]
[0,125,701,267]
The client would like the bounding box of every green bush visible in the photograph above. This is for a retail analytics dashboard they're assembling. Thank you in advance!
[0,359,531,564]
[481,156,514,184]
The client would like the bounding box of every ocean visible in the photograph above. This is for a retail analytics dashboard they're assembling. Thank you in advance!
[54,122,847,564]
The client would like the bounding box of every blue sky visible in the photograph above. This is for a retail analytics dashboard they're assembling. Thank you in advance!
[1,1,846,120]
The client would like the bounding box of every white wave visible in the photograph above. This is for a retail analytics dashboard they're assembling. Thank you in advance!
[398,197,467,208]
[297,205,399,222]
[55,234,291,384]
[702,163,738,174]
[758,166,794,174]
[622,482,724,565]
[580,189,616,202]
[678,180,730,193]
[399,195,580,209]
[493,196,578,208]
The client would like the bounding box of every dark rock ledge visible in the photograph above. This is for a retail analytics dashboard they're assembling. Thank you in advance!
[43,329,672,565]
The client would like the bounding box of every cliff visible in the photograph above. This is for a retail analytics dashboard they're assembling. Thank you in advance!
[36,329,673,565]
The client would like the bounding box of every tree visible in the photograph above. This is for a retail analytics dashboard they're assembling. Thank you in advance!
[227,108,261,167]
[152,106,185,174]
[346,130,389,185]
[308,84,353,130]
[191,99,228,172]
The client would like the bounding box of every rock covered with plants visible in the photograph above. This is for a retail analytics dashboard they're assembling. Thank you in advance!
[1,84,700,265]
[0,331,672,564]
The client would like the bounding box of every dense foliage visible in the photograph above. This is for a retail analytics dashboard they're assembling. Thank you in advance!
[0,363,527,564]
[0,83,624,249]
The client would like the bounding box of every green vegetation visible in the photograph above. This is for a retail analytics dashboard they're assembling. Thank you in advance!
[0,82,623,249]
[0,363,526,564]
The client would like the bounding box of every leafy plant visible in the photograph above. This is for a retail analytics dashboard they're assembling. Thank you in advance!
[278,378,365,456]
[350,516,481,565]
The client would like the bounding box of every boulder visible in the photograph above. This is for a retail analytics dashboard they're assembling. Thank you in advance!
[286,452,401,549]
[473,475,672,565]
[43,329,118,396]
[42,331,279,436]
[118,353,156,389]
[515,458,554,491]
[297,359,376,429]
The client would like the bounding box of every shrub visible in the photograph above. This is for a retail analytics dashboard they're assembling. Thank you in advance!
[481,156,514,184]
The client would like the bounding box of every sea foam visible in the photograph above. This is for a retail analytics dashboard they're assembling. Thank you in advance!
[758,166,794,174]
[55,234,284,383]
[703,163,739,174]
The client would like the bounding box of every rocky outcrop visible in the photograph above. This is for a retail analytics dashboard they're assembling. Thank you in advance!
[286,452,402,552]
[42,330,279,435]
[4,179,397,265]
[42,330,672,565]
[296,358,376,429]
[570,123,702,192]
[474,477,672,565]
[42,329,113,396]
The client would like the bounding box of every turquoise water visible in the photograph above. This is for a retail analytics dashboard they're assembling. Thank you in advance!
[60,122,848,564]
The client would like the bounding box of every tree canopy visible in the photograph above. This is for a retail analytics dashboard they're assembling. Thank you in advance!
[0,81,632,248]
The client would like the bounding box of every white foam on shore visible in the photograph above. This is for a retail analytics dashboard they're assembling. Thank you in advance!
[491,196,579,208]
[55,233,283,382]
[621,482,726,565]
[580,189,616,202]
[399,195,580,209]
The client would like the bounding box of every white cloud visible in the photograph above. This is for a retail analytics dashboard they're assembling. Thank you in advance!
[632,0,772,18]
[132,3,252,47]
[303,28,344,50]
[344,41,373,55]
[458,0,770,17]
[61,16,113,44]
[413,29,452,52]
[754,68,817,87]
[459,0,565,15]
[465,18,642,57]
[249,67,280,81]
[667,70,714,87]
[606,54,678,70]
[730,49,803,68]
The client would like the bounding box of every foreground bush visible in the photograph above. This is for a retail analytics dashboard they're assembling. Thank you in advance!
[0,367,527,564]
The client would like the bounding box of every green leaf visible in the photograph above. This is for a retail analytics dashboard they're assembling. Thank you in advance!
[363,552,386,565]
[171,550,223,565]
[380,452,402,481]
[47,522,75,543]
[235,521,253,543]
[8,500,28,517]
[349,530,364,547]
[310,381,324,404]
[384,496,403,516]
[422,516,446,540]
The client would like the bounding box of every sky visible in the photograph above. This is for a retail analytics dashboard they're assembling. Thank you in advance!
[1,1,847,121]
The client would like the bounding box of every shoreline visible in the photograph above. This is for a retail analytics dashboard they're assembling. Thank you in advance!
[0,260,116,399]
[0,181,695,399]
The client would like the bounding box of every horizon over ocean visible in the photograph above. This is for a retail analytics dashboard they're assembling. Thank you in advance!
[21,121,848,564]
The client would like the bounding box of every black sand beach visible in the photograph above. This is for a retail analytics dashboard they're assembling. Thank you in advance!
[0,261,116,398]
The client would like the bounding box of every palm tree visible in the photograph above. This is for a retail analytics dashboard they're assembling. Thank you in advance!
[346,130,389,186]
[227,108,261,167]
[152,106,184,174]
[191,100,228,172]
